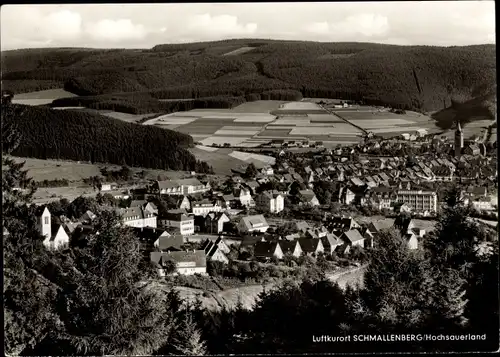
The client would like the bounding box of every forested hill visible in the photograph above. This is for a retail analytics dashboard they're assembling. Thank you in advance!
[1,40,495,113]
[3,104,212,173]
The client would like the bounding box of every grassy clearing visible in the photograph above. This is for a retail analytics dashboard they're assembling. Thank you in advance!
[189,147,248,175]
[214,130,260,136]
[175,123,226,135]
[9,155,191,185]
[349,119,417,127]
[221,46,256,56]
[282,101,322,111]
[200,136,250,146]
[99,111,160,123]
[231,100,288,113]
[12,88,77,100]
[10,156,102,182]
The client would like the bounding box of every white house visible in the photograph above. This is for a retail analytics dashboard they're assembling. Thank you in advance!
[343,188,356,205]
[101,182,118,192]
[255,191,284,213]
[416,129,428,137]
[205,212,230,234]
[177,196,191,210]
[298,189,320,207]
[155,178,209,195]
[158,209,194,235]
[119,206,157,229]
[151,250,207,276]
[238,214,269,234]
[405,233,419,250]
[261,166,274,176]
[130,200,158,215]
[236,188,255,207]
[36,206,69,250]
[202,237,230,264]
[132,227,172,249]
[191,199,223,217]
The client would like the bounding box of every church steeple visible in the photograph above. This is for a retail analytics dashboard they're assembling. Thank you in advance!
[454,120,464,157]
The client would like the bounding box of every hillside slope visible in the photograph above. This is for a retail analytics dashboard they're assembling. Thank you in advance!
[3,104,212,172]
[1,40,495,113]
[432,84,496,129]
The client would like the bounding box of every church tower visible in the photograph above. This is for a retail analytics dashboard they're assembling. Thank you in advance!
[454,120,464,157]
[37,206,52,239]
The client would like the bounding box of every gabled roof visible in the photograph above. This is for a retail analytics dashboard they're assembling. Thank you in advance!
[157,178,204,190]
[298,238,323,253]
[132,227,170,243]
[327,217,359,230]
[321,233,341,248]
[118,207,145,220]
[207,212,229,222]
[278,240,300,254]
[151,250,206,268]
[158,234,184,251]
[350,177,365,186]
[240,235,265,247]
[161,209,192,222]
[368,219,395,233]
[46,225,69,242]
[240,215,268,230]
[379,172,390,181]
[342,229,365,243]
[299,189,317,200]
[254,241,281,258]
[130,200,147,208]
[35,205,50,217]
[245,180,260,189]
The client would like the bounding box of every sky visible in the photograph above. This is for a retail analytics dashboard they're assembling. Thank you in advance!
[0,2,495,50]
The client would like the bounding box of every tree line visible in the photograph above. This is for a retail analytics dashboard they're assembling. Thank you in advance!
[4,104,213,173]
[3,40,494,113]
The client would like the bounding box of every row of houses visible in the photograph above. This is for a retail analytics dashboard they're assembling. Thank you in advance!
[228,216,424,262]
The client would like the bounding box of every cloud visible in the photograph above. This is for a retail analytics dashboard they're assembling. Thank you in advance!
[1,7,82,49]
[0,3,495,50]
[186,13,257,38]
[44,10,82,40]
[305,21,330,35]
[305,13,390,39]
[85,19,147,42]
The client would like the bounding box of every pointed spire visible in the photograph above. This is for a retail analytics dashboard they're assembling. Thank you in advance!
[456,120,462,132]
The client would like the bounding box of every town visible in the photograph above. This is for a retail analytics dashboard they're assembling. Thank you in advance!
[2,3,497,355]
[19,119,497,279]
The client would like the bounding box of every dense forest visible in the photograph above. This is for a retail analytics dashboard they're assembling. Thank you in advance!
[3,103,212,173]
[49,89,302,114]
[2,40,495,113]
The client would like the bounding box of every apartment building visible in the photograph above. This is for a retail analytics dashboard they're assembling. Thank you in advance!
[396,190,437,215]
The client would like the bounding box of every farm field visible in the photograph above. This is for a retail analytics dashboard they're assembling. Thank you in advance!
[99,111,160,123]
[189,146,276,175]
[189,147,253,175]
[329,105,452,137]
[229,100,287,113]
[11,88,77,106]
[143,100,363,147]
[8,156,192,185]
